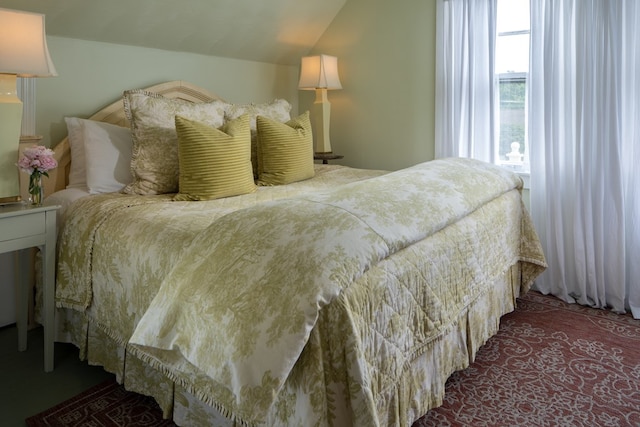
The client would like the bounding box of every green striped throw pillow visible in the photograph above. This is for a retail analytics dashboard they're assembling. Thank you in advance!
[256,111,314,185]
[173,114,256,201]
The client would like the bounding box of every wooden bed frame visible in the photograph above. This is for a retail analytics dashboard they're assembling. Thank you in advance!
[44,80,225,197]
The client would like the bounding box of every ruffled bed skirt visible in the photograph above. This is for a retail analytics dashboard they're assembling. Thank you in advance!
[49,262,524,427]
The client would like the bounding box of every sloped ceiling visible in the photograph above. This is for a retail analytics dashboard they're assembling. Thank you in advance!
[0,0,346,65]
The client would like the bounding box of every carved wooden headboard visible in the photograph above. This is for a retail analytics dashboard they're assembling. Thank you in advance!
[45,80,225,197]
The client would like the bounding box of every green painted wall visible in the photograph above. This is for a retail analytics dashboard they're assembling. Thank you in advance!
[37,0,439,172]
[301,0,437,171]
[35,37,299,149]
[306,0,533,207]
[30,7,524,205]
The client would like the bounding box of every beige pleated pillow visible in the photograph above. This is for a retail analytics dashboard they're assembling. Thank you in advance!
[122,89,229,195]
[173,114,256,201]
[256,111,314,186]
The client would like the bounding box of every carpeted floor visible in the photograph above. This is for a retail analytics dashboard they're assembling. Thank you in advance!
[25,292,640,427]
[415,291,640,426]
[25,380,175,427]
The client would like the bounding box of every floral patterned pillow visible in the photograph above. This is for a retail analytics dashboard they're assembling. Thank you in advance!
[122,90,230,195]
[225,99,292,178]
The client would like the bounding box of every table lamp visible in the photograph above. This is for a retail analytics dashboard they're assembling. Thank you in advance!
[298,54,342,154]
[0,8,57,203]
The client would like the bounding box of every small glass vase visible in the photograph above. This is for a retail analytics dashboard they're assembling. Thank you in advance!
[28,173,44,206]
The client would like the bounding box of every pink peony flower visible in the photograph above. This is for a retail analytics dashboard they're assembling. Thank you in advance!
[38,155,58,172]
[18,145,58,174]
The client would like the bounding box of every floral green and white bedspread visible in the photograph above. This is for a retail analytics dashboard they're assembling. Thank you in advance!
[55,165,385,349]
[55,159,546,426]
[123,158,546,425]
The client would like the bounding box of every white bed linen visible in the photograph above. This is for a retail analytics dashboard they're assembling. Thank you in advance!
[43,187,90,229]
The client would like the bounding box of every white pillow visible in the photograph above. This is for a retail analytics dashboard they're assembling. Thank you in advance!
[64,117,88,190]
[64,117,133,194]
[82,120,133,194]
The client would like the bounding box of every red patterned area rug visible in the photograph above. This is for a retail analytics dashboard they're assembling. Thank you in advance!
[414,291,640,427]
[25,379,176,427]
[25,292,639,427]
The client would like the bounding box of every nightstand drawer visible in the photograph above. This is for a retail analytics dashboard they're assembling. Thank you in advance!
[0,211,46,242]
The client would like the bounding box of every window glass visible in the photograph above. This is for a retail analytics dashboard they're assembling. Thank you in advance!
[499,77,526,168]
[496,34,529,74]
[496,0,530,173]
[496,0,530,34]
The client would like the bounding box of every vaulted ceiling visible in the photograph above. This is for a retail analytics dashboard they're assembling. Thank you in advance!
[0,0,347,65]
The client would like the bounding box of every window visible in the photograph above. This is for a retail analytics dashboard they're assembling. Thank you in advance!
[496,0,530,173]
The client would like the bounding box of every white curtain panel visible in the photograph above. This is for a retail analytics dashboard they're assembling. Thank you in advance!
[435,0,498,162]
[529,0,640,318]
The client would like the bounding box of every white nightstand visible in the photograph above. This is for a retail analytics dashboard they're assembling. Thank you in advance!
[0,203,59,372]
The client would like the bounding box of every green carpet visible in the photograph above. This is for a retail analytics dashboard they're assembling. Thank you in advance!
[0,324,113,427]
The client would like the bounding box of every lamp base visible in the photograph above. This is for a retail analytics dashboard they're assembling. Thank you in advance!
[0,74,23,202]
[0,196,22,205]
[312,88,333,154]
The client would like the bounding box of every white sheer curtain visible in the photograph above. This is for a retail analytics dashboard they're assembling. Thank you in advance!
[529,0,640,318]
[435,0,498,162]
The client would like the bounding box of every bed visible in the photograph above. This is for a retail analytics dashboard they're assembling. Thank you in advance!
[42,80,547,426]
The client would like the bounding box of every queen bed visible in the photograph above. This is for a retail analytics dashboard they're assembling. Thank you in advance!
[42,81,547,426]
